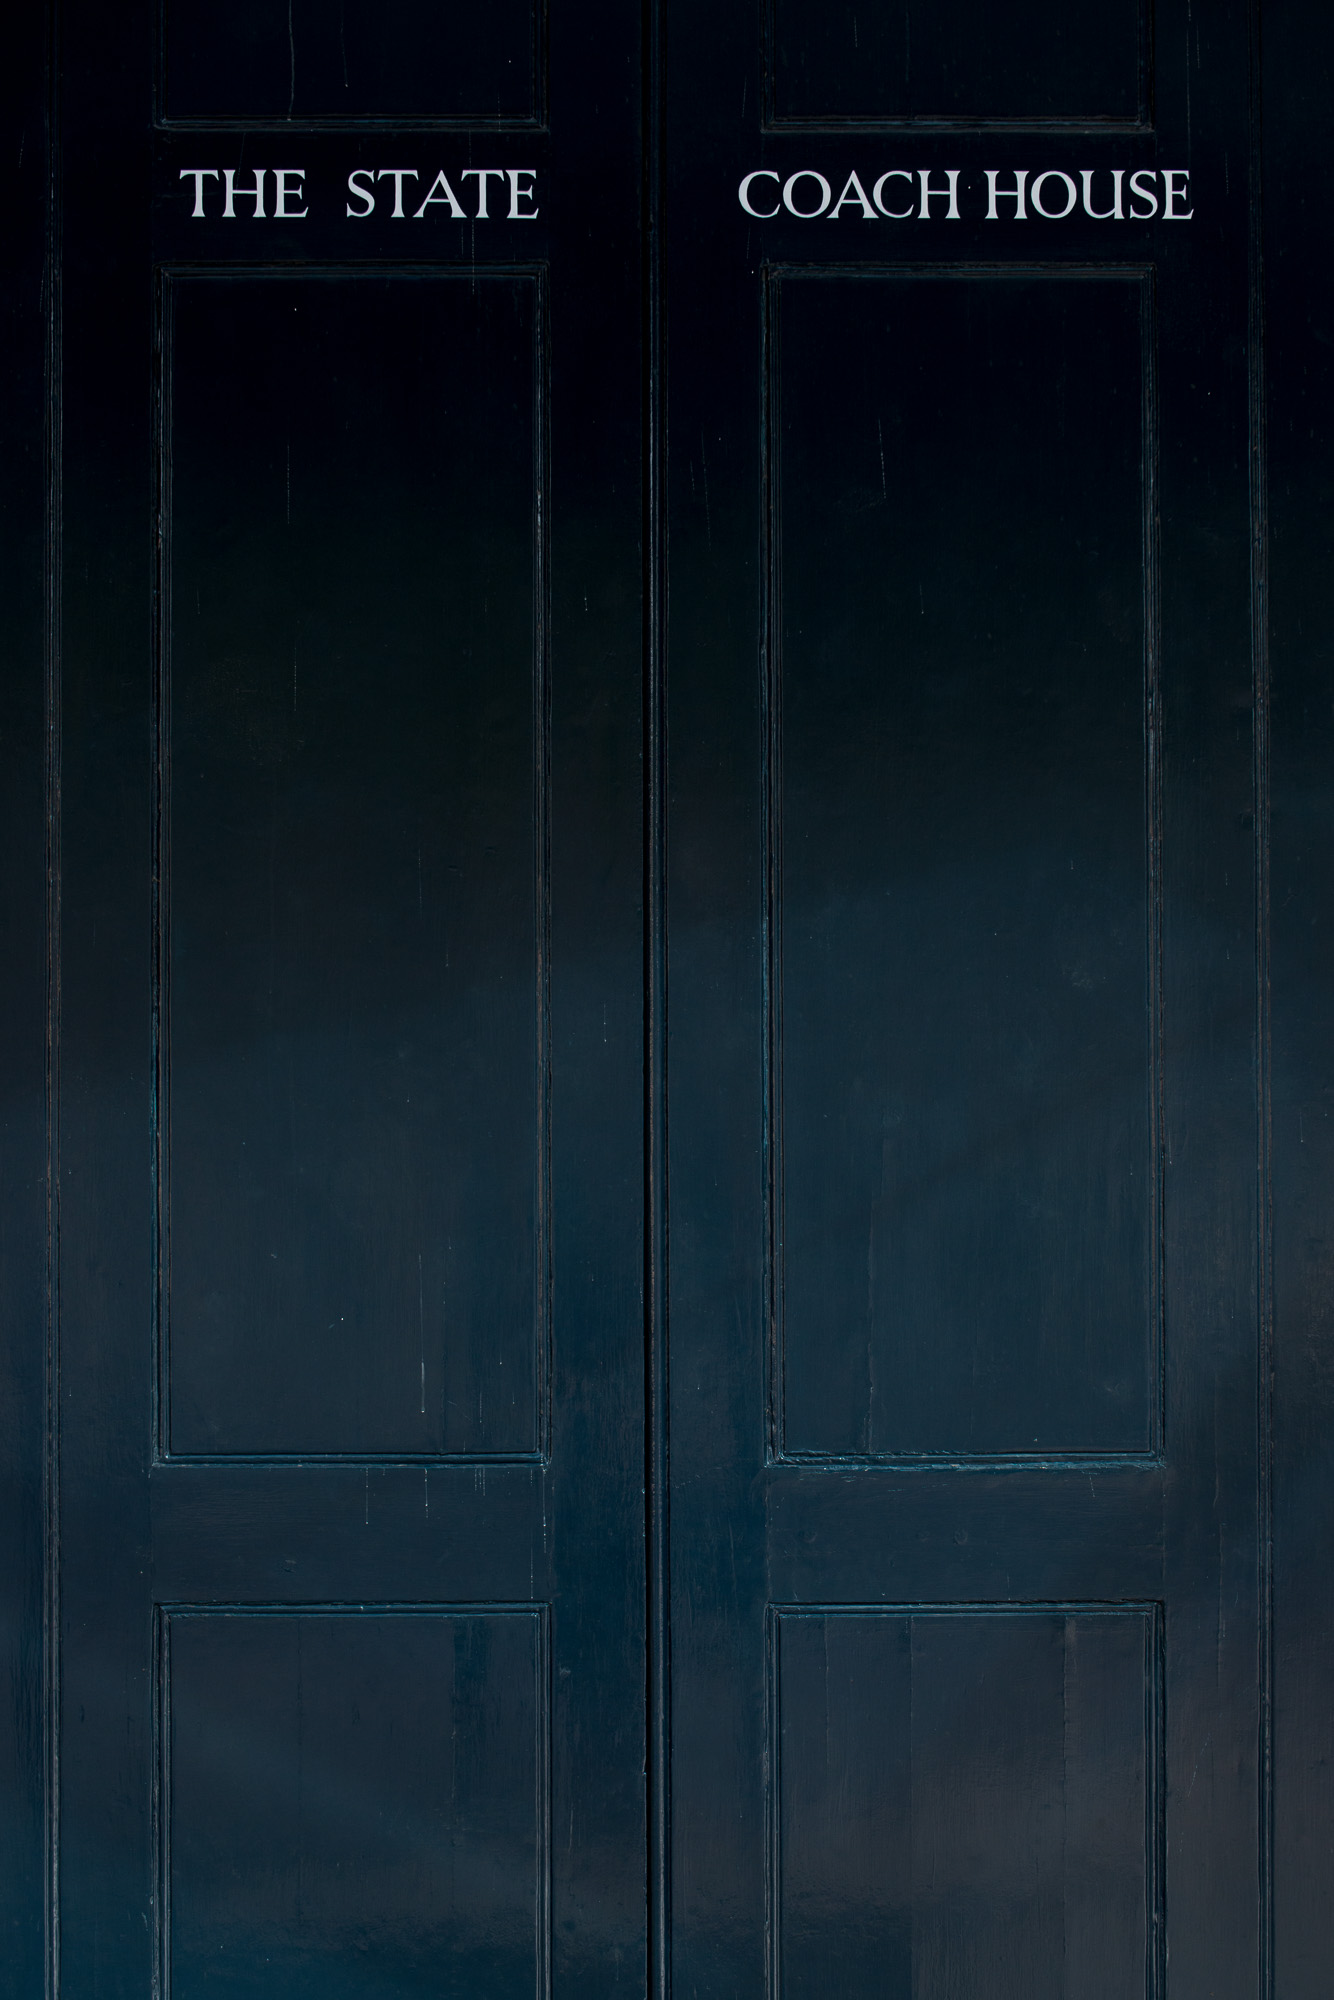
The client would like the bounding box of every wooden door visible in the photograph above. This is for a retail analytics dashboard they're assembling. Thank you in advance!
[664,4,1281,1995]
[3,3,1333,1996]
[7,1,647,1992]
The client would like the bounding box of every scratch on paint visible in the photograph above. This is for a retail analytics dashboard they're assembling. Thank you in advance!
[418,1252,426,1415]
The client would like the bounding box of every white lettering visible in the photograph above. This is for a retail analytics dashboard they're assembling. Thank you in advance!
[1129,169,1159,219]
[1080,168,1124,220]
[376,168,419,218]
[783,170,831,218]
[507,168,539,219]
[461,167,508,219]
[273,168,307,220]
[729,162,1183,225]
[1031,169,1077,219]
[829,170,877,220]
[739,170,780,217]
[1162,169,1194,219]
[872,170,914,219]
[179,167,219,218]
[917,168,960,220]
[346,169,376,218]
[985,168,1029,220]
[413,170,465,219]
[223,167,266,219]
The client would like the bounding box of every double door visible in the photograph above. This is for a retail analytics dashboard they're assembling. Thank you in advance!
[2,0,1328,1993]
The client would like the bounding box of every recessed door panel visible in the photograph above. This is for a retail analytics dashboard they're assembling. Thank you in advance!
[767,0,1147,127]
[164,1608,547,1998]
[162,272,547,1461]
[771,1606,1157,2000]
[161,0,541,125]
[771,269,1156,1463]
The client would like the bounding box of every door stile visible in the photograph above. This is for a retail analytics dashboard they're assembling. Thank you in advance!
[644,0,671,1994]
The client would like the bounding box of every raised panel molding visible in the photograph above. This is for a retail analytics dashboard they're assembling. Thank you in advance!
[158,0,546,127]
[763,0,1150,130]
[155,267,551,1462]
[764,266,1162,1466]
[156,1604,551,2000]
[768,1603,1163,2000]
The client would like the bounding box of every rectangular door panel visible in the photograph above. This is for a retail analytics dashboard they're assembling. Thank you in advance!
[766,0,1148,127]
[769,267,1157,1462]
[771,1605,1158,2000]
[161,0,542,126]
[162,269,548,1461]
[164,1607,547,1999]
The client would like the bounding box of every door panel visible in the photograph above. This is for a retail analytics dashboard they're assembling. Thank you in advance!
[769,267,1156,1462]
[160,0,542,126]
[164,1607,547,1999]
[667,3,1259,1995]
[766,0,1148,128]
[772,1605,1157,2000]
[162,269,548,1461]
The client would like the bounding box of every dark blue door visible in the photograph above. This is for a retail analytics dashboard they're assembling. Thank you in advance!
[662,4,1312,1997]
[2,1,1333,1996]
[21,1,646,1993]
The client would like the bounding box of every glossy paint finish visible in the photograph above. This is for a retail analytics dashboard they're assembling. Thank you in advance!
[3,1,1333,1996]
